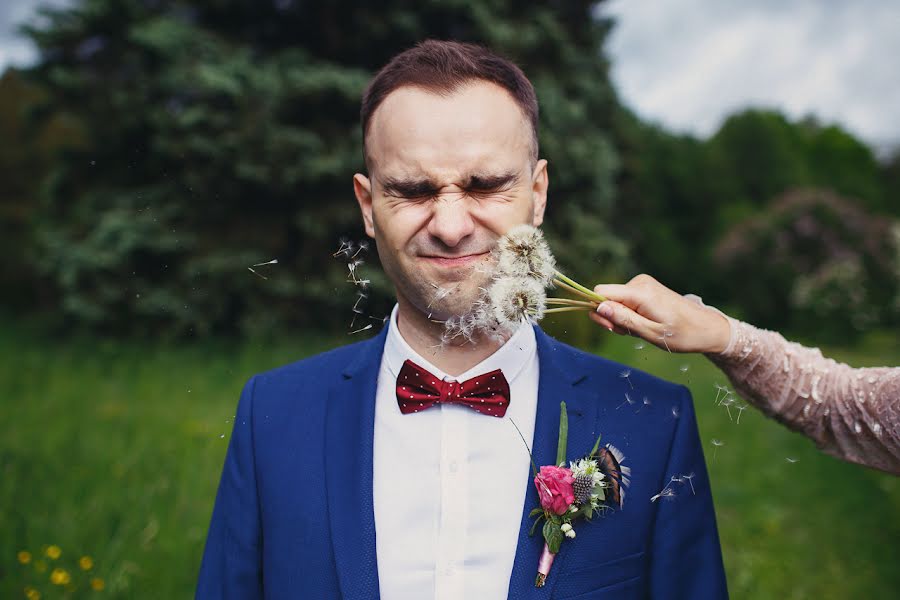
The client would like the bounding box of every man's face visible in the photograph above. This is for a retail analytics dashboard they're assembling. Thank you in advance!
[353,81,548,321]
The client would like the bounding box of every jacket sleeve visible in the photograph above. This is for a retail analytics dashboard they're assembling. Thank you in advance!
[649,386,729,599]
[196,376,264,599]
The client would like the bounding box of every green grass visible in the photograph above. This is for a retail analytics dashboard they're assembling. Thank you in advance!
[1,319,898,598]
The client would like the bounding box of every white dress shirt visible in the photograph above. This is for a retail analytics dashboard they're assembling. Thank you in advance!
[373,304,540,600]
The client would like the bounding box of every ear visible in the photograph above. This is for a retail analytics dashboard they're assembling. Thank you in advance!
[353,173,376,238]
[530,159,549,227]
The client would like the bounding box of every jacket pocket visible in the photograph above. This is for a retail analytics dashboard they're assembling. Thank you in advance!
[552,551,646,599]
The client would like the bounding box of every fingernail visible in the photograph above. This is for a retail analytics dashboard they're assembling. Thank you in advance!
[597,302,613,318]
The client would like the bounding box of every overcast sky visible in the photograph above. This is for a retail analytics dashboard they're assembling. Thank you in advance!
[600,0,900,152]
[3,0,899,151]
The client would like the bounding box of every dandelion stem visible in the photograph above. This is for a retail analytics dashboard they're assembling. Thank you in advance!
[546,298,598,308]
[544,306,592,314]
[552,278,602,303]
[554,271,606,303]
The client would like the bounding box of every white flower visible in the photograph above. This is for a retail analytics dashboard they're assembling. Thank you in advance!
[488,276,546,331]
[570,457,605,488]
[560,523,573,533]
[565,529,576,539]
[494,224,557,285]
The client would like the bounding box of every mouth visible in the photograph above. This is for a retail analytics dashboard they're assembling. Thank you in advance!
[420,252,489,268]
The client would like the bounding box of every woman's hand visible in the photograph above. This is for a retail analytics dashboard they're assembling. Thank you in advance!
[589,274,732,354]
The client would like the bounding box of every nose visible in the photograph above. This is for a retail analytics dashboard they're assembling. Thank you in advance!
[426,195,476,248]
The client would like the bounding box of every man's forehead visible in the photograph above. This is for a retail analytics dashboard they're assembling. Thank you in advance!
[367,82,533,173]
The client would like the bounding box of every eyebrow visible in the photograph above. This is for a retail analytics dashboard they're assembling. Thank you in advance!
[379,171,520,197]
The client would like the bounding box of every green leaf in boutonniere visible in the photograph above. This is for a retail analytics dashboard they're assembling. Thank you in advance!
[530,512,545,536]
[543,519,564,554]
[556,401,568,467]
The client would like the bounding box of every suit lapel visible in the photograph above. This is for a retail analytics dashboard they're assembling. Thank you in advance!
[324,325,388,600]
[506,327,600,599]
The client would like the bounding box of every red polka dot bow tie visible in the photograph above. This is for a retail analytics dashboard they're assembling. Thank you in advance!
[396,359,511,417]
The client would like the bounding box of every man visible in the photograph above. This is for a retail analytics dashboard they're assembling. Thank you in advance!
[197,40,728,599]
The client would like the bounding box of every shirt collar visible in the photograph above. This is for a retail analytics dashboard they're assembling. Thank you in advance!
[383,303,536,385]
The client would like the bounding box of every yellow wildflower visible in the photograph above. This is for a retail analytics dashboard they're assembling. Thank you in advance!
[24,586,41,600]
[17,550,32,564]
[45,545,61,560]
[79,555,94,570]
[91,577,106,591]
[49,567,71,585]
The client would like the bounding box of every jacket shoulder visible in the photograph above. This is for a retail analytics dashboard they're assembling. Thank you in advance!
[541,332,690,399]
[253,335,376,384]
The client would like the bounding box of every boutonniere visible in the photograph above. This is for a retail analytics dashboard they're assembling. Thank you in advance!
[514,401,631,587]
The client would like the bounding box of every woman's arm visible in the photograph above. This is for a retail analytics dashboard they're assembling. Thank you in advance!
[590,275,900,475]
[708,316,900,475]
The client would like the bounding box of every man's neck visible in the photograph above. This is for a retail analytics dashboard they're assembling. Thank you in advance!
[395,299,505,378]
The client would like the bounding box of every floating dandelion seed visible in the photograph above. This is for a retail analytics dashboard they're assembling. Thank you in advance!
[786,457,799,464]
[682,472,696,495]
[721,397,735,421]
[428,283,456,308]
[651,476,681,502]
[347,259,364,283]
[252,259,278,267]
[351,240,369,259]
[617,392,636,410]
[634,341,646,350]
[671,405,681,419]
[711,439,725,461]
[350,324,373,335]
[735,404,748,424]
[333,239,353,258]
[679,364,690,373]
[658,329,674,352]
[650,487,676,502]
[619,369,634,389]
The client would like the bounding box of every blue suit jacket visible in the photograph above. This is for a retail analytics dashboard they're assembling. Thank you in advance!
[196,325,728,599]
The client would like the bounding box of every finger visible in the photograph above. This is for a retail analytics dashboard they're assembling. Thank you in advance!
[592,283,653,312]
[596,300,662,340]
[588,311,630,335]
[588,310,615,330]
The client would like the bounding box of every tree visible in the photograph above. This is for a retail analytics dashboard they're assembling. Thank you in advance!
[23,0,623,337]
[0,68,82,311]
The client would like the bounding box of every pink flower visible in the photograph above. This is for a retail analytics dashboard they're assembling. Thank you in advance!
[534,465,575,515]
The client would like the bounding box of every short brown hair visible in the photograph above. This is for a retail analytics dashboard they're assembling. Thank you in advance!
[360,39,539,168]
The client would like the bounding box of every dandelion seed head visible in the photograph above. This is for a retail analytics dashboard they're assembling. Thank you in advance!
[494,224,556,284]
[488,276,546,330]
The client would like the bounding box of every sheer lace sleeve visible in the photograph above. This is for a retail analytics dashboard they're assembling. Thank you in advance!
[705,317,900,475]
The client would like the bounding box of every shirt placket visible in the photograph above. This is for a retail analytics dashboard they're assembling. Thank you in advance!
[434,376,469,600]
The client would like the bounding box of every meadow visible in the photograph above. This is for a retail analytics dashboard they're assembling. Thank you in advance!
[2,316,898,598]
